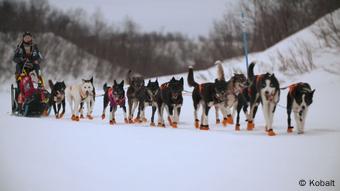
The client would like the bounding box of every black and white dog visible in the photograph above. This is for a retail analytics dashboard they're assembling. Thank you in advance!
[126,70,146,123]
[102,80,127,125]
[157,77,184,128]
[187,64,229,130]
[286,82,315,134]
[48,80,66,119]
[247,62,280,136]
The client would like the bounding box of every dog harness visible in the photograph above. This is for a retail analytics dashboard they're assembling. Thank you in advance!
[108,87,125,107]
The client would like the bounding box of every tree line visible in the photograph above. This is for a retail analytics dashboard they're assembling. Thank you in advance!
[0,0,339,78]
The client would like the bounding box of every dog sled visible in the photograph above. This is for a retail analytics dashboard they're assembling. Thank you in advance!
[11,62,50,117]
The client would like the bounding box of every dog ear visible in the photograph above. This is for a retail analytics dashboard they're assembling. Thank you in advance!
[312,89,315,95]
[155,79,159,86]
[48,80,54,89]
[90,77,93,84]
[120,80,124,86]
[148,80,151,84]
[82,79,86,83]
[171,77,175,82]
[179,77,184,85]
[114,80,117,86]
[215,79,218,83]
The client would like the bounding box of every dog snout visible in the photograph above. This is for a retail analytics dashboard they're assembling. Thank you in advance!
[302,106,305,110]
[265,91,269,95]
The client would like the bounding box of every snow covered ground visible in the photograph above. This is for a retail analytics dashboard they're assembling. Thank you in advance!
[0,68,339,191]
[1,9,340,191]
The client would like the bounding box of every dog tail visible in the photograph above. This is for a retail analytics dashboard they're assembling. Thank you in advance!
[216,60,225,81]
[187,66,198,87]
[48,80,54,90]
[126,70,132,85]
[103,83,109,92]
[248,62,256,80]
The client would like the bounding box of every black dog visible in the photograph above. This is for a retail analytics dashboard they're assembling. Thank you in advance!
[247,62,280,136]
[286,82,315,134]
[126,70,146,123]
[157,77,184,128]
[48,80,66,119]
[234,87,250,131]
[102,80,127,125]
[137,80,160,126]
[188,66,229,130]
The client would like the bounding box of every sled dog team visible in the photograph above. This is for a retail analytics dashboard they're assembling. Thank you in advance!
[48,61,315,136]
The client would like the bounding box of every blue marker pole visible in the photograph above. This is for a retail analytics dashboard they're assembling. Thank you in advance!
[241,12,249,75]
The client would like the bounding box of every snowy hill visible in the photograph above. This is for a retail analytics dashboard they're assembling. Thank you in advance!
[0,9,340,191]
[0,32,130,90]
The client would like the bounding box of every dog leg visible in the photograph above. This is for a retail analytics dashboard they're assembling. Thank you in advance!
[267,102,276,136]
[220,105,229,127]
[53,103,58,118]
[287,95,293,133]
[194,102,200,128]
[215,106,220,124]
[60,100,65,119]
[262,101,270,131]
[73,98,81,121]
[128,99,133,122]
[235,102,243,131]
[86,100,93,120]
[157,103,165,127]
[294,111,302,134]
[102,94,109,119]
[131,101,138,122]
[110,106,117,125]
[150,106,156,126]
[200,104,210,130]
[298,108,308,134]
[109,106,114,125]
[122,106,128,123]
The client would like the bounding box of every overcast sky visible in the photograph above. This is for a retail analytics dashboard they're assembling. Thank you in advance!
[48,0,236,38]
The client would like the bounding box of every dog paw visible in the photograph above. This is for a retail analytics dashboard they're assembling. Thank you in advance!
[267,129,276,136]
[247,121,254,130]
[298,131,304,135]
[150,122,156,127]
[109,119,116,125]
[172,122,178,128]
[216,119,220,124]
[226,115,234,125]
[142,117,147,122]
[80,114,84,119]
[235,124,240,131]
[124,118,129,124]
[101,114,105,120]
[133,118,141,123]
[73,115,80,121]
[194,119,200,128]
[87,115,93,120]
[287,126,294,133]
[157,122,165,128]
[222,118,228,127]
[128,118,134,124]
[200,125,209,131]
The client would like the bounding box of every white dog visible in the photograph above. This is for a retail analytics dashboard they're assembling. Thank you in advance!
[65,77,95,121]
